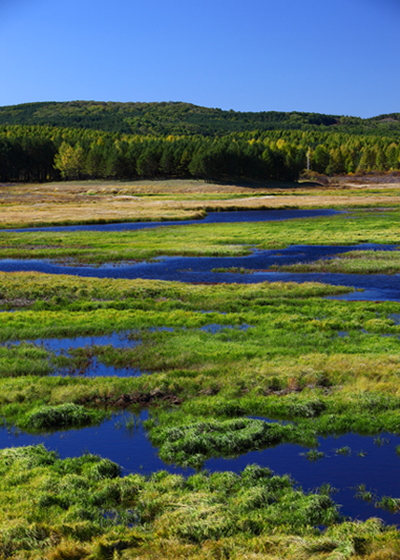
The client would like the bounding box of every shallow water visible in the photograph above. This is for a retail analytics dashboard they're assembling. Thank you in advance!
[6,332,145,377]
[0,244,399,300]
[51,359,144,378]
[5,326,247,377]
[1,412,400,524]
[25,332,134,353]
[7,208,342,232]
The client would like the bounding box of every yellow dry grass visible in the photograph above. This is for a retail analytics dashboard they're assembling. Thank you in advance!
[1,178,400,227]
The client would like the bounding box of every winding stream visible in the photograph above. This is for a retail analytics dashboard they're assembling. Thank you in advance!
[0,244,399,300]
[7,208,341,232]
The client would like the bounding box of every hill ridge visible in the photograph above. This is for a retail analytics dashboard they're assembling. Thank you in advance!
[1,100,398,136]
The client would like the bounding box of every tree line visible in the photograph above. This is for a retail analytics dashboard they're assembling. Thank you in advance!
[0,125,399,183]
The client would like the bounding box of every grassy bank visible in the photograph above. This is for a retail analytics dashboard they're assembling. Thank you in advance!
[271,248,400,274]
[0,178,400,228]
[6,445,398,560]
[1,207,400,265]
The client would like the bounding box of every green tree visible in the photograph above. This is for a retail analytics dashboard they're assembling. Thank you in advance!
[54,142,86,180]
[386,143,399,170]
[312,145,330,174]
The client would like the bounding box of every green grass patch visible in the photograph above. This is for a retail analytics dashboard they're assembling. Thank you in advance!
[19,403,104,431]
[0,444,399,559]
[149,418,303,469]
[1,207,400,265]
[272,249,400,275]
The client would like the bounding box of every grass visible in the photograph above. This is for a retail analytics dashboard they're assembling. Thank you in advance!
[149,418,308,469]
[302,449,325,461]
[1,178,400,228]
[0,445,391,560]
[0,343,53,377]
[356,485,400,514]
[2,189,400,557]
[20,403,104,431]
[0,445,399,559]
[1,206,400,266]
[271,248,400,275]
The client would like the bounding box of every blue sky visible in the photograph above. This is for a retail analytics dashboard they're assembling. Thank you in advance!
[0,0,399,117]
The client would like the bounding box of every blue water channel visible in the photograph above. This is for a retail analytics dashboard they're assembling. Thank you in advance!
[0,244,399,300]
[7,208,341,232]
[2,208,400,524]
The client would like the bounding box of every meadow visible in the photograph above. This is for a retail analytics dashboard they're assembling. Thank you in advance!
[0,177,400,228]
[2,179,400,558]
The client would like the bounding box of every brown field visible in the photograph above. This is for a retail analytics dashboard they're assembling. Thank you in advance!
[1,177,400,227]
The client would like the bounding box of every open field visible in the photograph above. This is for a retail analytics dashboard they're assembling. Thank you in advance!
[1,178,400,227]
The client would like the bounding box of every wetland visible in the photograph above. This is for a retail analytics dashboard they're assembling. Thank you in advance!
[2,180,400,559]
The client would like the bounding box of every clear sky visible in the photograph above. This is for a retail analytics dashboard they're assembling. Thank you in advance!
[0,0,399,117]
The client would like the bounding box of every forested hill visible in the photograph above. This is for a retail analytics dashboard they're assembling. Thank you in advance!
[1,101,400,184]
[0,100,399,137]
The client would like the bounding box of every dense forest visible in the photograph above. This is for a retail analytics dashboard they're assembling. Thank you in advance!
[0,101,399,183]
[1,100,400,137]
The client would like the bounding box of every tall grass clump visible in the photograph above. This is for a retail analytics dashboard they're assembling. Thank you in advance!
[150,418,299,468]
[21,403,103,431]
